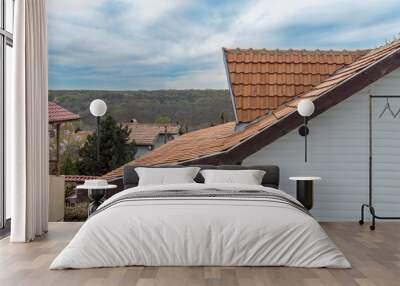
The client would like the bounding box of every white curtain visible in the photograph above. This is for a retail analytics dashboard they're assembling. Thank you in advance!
[8,0,49,242]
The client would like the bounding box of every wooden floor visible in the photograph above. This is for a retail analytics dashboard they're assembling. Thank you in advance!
[0,222,399,286]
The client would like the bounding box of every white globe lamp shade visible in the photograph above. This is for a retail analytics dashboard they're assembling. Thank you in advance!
[297,99,315,117]
[90,99,107,117]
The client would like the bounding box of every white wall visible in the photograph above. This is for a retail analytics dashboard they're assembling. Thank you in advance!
[135,146,152,159]
[154,134,177,149]
[49,176,65,222]
[135,135,178,159]
[243,68,400,221]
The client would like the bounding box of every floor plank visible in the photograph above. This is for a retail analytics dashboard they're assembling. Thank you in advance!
[0,222,399,286]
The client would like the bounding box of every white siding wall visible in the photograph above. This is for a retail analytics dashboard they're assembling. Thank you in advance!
[243,68,400,221]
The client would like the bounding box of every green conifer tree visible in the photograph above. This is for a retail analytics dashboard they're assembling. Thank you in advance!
[78,115,136,176]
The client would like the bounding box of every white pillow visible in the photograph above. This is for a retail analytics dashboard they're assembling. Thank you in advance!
[135,167,200,186]
[200,169,266,185]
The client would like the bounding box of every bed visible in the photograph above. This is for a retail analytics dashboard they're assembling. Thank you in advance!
[50,165,350,269]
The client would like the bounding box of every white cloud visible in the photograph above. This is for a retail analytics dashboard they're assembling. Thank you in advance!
[319,19,400,47]
[115,0,190,30]
[48,0,400,89]
[234,0,399,30]
[164,64,228,89]
[47,0,105,23]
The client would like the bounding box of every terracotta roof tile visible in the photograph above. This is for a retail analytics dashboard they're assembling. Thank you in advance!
[76,130,93,138]
[103,39,400,180]
[225,48,368,122]
[48,101,80,123]
[272,105,296,119]
[103,122,237,180]
[296,39,400,101]
[122,122,180,146]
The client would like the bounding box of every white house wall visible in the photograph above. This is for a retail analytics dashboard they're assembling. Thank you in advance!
[135,146,152,159]
[243,68,400,221]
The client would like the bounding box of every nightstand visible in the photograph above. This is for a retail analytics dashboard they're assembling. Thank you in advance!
[76,184,117,216]
[289,177,321,210]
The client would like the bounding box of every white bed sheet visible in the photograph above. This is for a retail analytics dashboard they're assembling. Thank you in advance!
[50,183,350,269]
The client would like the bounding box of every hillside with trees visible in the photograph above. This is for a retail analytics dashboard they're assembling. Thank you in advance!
[49,89,234,131]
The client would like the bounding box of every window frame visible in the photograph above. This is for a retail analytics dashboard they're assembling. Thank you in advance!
[0,0,13,231]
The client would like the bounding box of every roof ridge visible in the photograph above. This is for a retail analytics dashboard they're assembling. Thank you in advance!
[223,48,369,54]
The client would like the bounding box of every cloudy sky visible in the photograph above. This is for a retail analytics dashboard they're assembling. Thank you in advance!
[48,0,400,90]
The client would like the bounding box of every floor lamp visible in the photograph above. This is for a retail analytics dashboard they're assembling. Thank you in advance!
[90,99,107,161]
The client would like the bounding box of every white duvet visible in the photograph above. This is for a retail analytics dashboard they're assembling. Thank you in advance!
[50,183,350,269]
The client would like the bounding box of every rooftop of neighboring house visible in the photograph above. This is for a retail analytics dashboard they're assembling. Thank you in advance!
[122,122,180,146]
[74,130,93,141]
[48,101,80,124]
[64,175,98,183]
[103,39,400,180]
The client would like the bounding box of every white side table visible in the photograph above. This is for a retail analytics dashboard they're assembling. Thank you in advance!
[76,184,117,216]
[289,177,321,210]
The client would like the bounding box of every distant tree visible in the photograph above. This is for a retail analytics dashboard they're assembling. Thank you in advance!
[60,141,80,175]
[49,89,235,132]
[176,121,188,135]
[176,121,184,135]
[181,125,186,135]
[78,115,136,176]
[155,115,172,124]
[60,154,79,175]
[220,112,226,123]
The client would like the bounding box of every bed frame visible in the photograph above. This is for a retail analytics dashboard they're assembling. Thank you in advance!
[122,165,280,189]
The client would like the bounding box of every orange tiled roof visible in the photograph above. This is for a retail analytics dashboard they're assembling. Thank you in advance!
[224,48,368,122]
[74,130,93,144]
[104,122,236,179]
[76,130,93,138]
[48,101,80,123]
[64,175,98,183]
[122,122,180,146]
[103,39,400,180]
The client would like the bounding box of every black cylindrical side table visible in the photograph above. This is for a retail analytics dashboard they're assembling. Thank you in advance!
[289,177,321,210]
